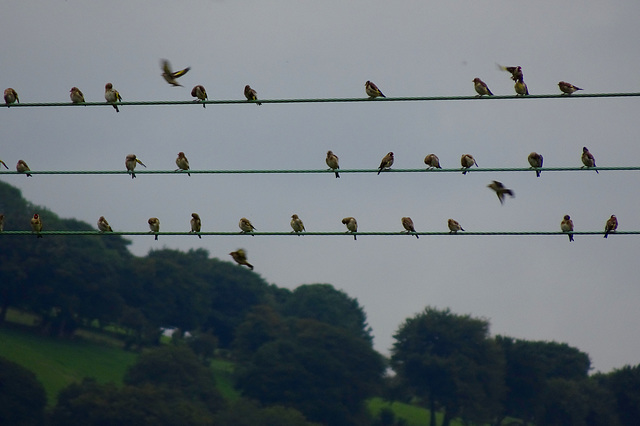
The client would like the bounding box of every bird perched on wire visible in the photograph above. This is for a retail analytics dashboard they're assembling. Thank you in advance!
[31,213,43,238]
[290,214,305,234]
[424,153,441,169]
[244,85,261,105]
[190,213,202,239]
[16,160,32,177]
[161,59,190,87]
[342,217,358,240]
[0,214,4,232]
[514,79,529,96]
[0,158,8,169]
[402,217,419,239]
[561,215,574,242]
[448,218,464,233]
[365,80,385,98]
[97,216,113,232]
[4,88,19,106]
[175,152,190,176]
[488,181,515,205]
[527,152,543,177]
[581,147,598,173]
[460,154,477,174]
[148,217,160,240]
[191,85,208,107]
[378,152,394,175]
[558,81,582,95]
[125,154,146,179]
[604,215,617,238]
[326,151,340,178]
[104,83,122,112]
[70,87,85,103]
[473,78,493,97]
[239,217,256,234]
[497,64,524,82]
[229,249,253,270]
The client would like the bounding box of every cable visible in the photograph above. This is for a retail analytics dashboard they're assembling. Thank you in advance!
[2,92,640,108]
[0,231,637,236]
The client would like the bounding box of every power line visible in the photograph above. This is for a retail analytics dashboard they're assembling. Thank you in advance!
[2,92,640,108]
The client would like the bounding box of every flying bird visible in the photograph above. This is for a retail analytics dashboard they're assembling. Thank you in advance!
[190,213,202,239]
[97,216,113,232]
[527,152,543,177]
[326,150,340,178]
[239,217,256,234]
[365,80,385,98]
[244,85,261,105]
[175,152,190,176]
[497,64,523,82]
[378,152,394,175]
[561,215,574,242]
[4,88,19,105]
[473,78,493,96]
[104,83,122,112]
[604,215,618,238]
[488,181,515,205]
[16,160,32,177]
[148,217,160,240]
[460,154,478,174]
[290,214,305,234]
[125,154,146,178]
[558,81,582,95]
[448,218,464,233]
[424,153,441,169]
[514,79,529,96]
[229,249,253,270]
[70,87,85,103]
[402,217,419,239]
[581,147,598,173]
[342,217,358,240]
[31,213,43,238]
[161,59,190,87]
[191,85,208,107]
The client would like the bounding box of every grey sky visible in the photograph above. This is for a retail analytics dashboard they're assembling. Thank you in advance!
[2,0,640,372]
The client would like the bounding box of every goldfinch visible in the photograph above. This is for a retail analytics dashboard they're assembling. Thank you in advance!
[290,214,305,234]
[365,80,385,98]
[16,160,32,177]
[514,79,529,96]
[190,213,202,239]
[558,81,582,95]
[161,59,190,87]
[148,217,160,240]
[70,87,85,103]
[461,154,477,174]
[244,85,261,105]
[402,217,419,239]
[497,64,523,82]
[97,216,113,232]
[31,213,43,238]
[448,218,464,233]
[125,154,146,179]
[604,215,617,238]
[561,215,574,242]
[239,217,256,234]
[488,181,515,205]
[378,152,394,175]
[473,78,493,96]
[175,152,190,176]
[424,153,441,169]
[4,88,19,105]
[527,152,543,177]
[191,85,208,108]
[104,83,122,112]
[229,249,253,270]
[581,147,598,173]
[326,151,340,178]
[342,217,358,240]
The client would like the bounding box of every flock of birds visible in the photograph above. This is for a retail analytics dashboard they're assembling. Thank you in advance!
[0,61,615,270]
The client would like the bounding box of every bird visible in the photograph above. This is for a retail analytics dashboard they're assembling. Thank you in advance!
[497,64,523,82]
[191,85,208,108]
[190,213,202,239]
[175,152,190,176]
[125,154,146,179]
[290,214,305,234]
[239,217,256,234]
[0,214,4,232]
[16,160,32,177]
[4,88,19,106]
[604,215,618,238]
[461,154,478,174]
[514,79,529,96]
[148,217,160,240]
[488,181,515,205]
[97,216,113,232]
[527,152,543,177]
[448,218,464,233]
[70,87,85,103]
[581,147,598,173]
[0,159,8,169]
[365,80,386,98]
[378,152,394,175]
[326,151,340,178]
[424,153,441,169]
[244,85,261,105]
[561,215,574,242]
[558,81,582,95]
[31,213,43,238]
[161,59,190,87]
[104,83,122,112]
[402,217,419,239]
[473,78,493,96]
[229,249,253,270]
[342,217,358,240]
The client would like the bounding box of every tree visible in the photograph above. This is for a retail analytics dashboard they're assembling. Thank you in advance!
[593,364,640,426]
[0,356,47,426]
[213,398,321,426]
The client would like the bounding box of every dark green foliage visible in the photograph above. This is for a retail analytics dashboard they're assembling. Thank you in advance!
[593,364,640,426]
[0,356,47,426]
[213,399,320,426]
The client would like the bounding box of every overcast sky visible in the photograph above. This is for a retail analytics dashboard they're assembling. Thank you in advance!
[2,0,640,373]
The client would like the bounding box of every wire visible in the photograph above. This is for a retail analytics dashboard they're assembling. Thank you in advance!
[0,231,636,236]
[2,92,640,108]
